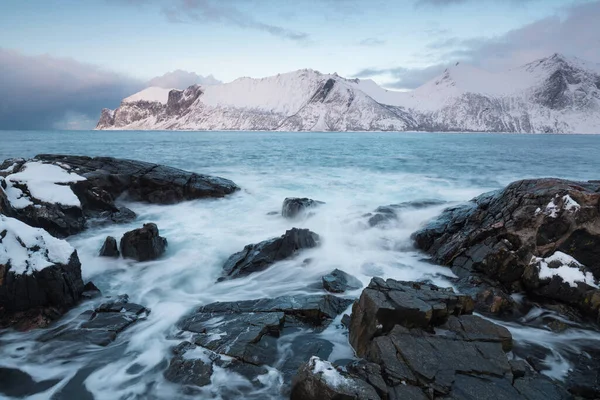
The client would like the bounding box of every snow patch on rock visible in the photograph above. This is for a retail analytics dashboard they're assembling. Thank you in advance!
[0,215,75,275]
[540,194,580,218]
[310,356,351,389]
[532,251,597,288]
[5,162,86,208]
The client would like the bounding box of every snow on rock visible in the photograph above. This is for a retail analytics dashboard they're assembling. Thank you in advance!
[531,251,598,288]
[540,194,581,218]
[309,356,351,389]
[0,215,75,275]
[5,161,86,208]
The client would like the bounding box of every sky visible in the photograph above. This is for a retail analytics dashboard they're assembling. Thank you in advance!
[0,0,599,130]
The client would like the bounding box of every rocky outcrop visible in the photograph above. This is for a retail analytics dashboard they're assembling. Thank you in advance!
[364,200,446,227]
[412,178,600,322]
[282,197,324,219]
[120,223,167,261]
[0,215,86,329]
[322,269,362,293]
[98,236,119,258]
[221,228,319,280]
[166,294,352,393]
[0,155,239,237]
[38,294,149,346]
[292,278,570,400]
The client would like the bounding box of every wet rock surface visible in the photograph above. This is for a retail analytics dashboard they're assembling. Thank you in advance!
[365,200,447,227]
[221,228,319,280]
[166,294,352,393]
[322,269,363,293]
[292,278,571,400]
[413,179,600,322]
[120,223,167,261]
[98,236,119,258]
[282,197,324,219]
[0,155,239,237]
[38,295,150,347]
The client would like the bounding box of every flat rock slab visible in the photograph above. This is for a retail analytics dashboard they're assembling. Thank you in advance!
[38,295,149,347]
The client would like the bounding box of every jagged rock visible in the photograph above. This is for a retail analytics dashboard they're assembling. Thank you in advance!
[336,278,570,399]
[120,223,167,261]
[0,215,85,330]
[282,198,324,219]
[412,178,600,322]
[322,269,362,293]
[38,294,149,346]
[171,294,352,390]
[0,155,239,237]
[98,236,119,258]
[290,357,381,400]
[366,200,446,228]
[221,228,319,280]
[81,281,102,299]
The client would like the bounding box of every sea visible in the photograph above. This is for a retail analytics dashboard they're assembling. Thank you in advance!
[1,130,600,399]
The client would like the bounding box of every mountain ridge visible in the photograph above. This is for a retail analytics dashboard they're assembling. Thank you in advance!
[96,54,600,133]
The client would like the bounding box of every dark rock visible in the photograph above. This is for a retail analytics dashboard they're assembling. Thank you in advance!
[0,367,61,398]
[412,178,600,322]
[120,223,167,261]
[0,155,239,237]
[282,197,324,219]
[81,281,102,299]
[99,236,119,258]
[322,269,363,293]
[290,356,381,400]
[367,200,447,228]
[221,228,319,280]
[38,294,149,346]
[565,347,600,399]
[171,294,352,391]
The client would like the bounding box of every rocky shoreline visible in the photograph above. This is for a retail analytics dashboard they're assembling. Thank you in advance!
[1,156,600,399]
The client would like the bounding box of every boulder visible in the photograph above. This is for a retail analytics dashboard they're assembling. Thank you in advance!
[335,278,570,400]
[290,357,381,400]
[0,155,239,237]
[322,269,362,293]
[221,228,319,280]
[365,200,446,228]
[170,294,352,391]
[38,294,149,346]
[282,197,324,219]
[412,179,600,322]
[120,223,167,261]
[98,236,119,258]
[0,215,85,329]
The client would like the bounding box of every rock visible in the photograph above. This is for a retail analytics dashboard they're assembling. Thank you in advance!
[282,197,324,219]
[38,294,149,346]
[0,215,85,330]
[338,278,570,399]
[98,236,119,258]
[171,294,352,390]
[81,281,102,299]
[366,200,447,228]
[120,223,167,261]
[412,178,600,323]
[348,278,474,356]
[221,228,319,280]
[0,155,239,237]
[322,269,362,293]
[290,356,381,400]
[0,367,61,398]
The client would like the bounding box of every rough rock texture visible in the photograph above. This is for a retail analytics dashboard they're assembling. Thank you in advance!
[0,155,239,237]
[98,236,119,258]
[282,197,324,219]
[322,269,363,293]
[289,278,569,400]
[221,228,319,280]
[167,294,352,393]
[413,178,600,322]
[38,295,149,346]
[120,223,167,261]
[0,252,85,330]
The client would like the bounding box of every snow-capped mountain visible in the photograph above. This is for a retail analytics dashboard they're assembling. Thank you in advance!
[96,54,600,133]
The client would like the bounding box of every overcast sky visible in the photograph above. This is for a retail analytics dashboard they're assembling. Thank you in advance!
[1,0,599,130]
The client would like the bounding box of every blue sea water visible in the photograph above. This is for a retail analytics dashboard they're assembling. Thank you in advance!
[1,130,600,399]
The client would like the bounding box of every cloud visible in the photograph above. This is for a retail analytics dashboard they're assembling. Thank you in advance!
[147,70,222,88]
[358,38,386,47]
[355,1,600,89]
[0,48,144,130]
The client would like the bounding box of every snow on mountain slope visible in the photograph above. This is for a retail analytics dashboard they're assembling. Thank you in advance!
[97,54,600,133]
